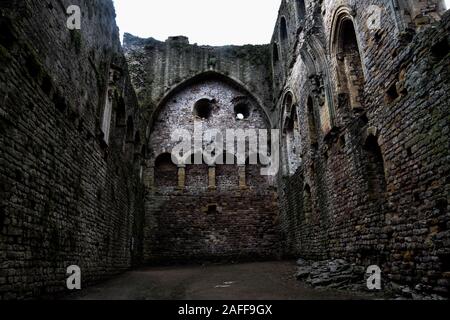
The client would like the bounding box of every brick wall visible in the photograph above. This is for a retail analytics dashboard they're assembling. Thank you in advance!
[1,0,448,299]
[275,0,449,295]
[143,78,280,262]
[146,192,280,263]
[0,0,145,299]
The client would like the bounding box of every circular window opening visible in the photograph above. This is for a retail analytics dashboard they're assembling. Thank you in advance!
[194,99,213,119]
[234,103,250,120]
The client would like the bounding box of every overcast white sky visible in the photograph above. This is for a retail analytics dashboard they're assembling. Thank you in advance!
[113,0,282,46]
[113,0,450,45]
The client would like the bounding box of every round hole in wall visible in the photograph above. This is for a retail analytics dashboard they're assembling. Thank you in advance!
[194,99,213,119]
[234,103,250,120]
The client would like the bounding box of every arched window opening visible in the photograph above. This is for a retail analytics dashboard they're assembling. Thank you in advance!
[336,19,365,110]
[307,96,318,147]
[126,116,134,142]
[445,0,450,10]
[234,103,250,120]
[115,97,126,127]
[283,92,293,112]
[290,106,299,131]
[296,0,306,21]
[141,145,147,159]
[133,132,142,163]
[134,132,141,149]
[364,136,387,199]
[280,17,288,41]
[286,112,301,174]
[283,92,301,175]
[101,88,114,145]
[273,43,280,63]
[154,153,178,188]
[194,99,213,120]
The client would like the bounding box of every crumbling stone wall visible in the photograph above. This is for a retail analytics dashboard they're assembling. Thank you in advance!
[143,77,280,262]
[124,35,281,263]
[1,0,448,300]
[0,0,144,299]
[276,0,449,296]
[123,34,275,126]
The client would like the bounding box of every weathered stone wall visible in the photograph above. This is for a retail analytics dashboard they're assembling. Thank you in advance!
[123,34,275,127]
[1,0,448,300]
[0,0,144,299]
[276,0,449,295]
[143,77,280,262]
[146,192,280,263]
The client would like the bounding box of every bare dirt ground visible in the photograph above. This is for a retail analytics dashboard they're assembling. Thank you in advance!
[66,261,377,300]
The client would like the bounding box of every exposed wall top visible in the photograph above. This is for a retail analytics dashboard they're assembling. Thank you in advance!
[123,33,275,130]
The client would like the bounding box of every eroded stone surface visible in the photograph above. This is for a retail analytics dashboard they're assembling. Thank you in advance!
[0,0,449,300]
[145,78,279,262]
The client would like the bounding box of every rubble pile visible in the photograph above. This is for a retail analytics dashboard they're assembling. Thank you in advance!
[295,258,448,300]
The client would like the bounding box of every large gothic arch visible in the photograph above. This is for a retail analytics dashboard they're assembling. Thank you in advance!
[300,34,336,133]
[148,71,272,133]
[329,5,367,79]
[143,71,280,262]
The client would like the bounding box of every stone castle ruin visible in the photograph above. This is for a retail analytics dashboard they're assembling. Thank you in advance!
[0,0,449,299]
